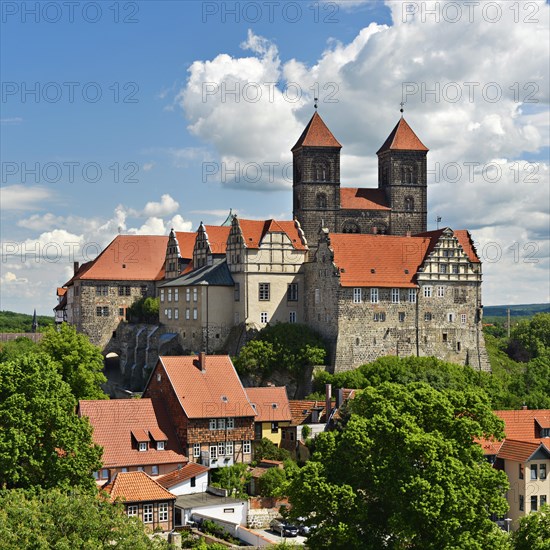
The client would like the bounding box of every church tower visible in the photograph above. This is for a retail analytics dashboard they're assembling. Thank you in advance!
[292,111,342,248]
[377,117,428,235]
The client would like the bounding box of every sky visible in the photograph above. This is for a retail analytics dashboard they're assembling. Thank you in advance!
[1,0,549,315]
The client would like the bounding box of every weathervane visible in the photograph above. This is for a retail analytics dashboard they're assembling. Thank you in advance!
[436,216,442,229]
[314,97,318,110]
[400,101,405,114]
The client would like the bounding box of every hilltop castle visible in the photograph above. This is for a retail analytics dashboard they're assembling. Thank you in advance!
[56,111,490,377]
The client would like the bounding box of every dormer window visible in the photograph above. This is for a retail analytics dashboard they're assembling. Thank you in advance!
[157,441,165,451]
[139,442,148,452]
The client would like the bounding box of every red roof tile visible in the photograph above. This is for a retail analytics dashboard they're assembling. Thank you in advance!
[245,387,292,422]
[68,235,168,282]
[328,234,432,288]
[376,117,429,154]
[493,409,550,440]
[175,232,196,260]
[156,463,209,489]
[56,287,67,297]
[202,225,231,254]
[79,398,186,468]
[292,112,342,151]
[287,400,332,426]
[497,439,544,462]
[340,188,390,211]
[155,355,256,419]
[237,219,307,250]
[102,471,176,503]
[416,229,481,263]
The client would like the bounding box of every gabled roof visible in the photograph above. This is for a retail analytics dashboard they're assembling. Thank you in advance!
[497,439,550,462]
[292,111,342,151]
[287,400,333,426]
[175,232,196,260]
[376,117,428,154]
[156,463,209,489]
[327,233,433,288]
[56,287,67,297]
[416,228,481,263]
[66,235,168,283]
[201,225,231,255]
[160,258,234,288]
[78,398,186,468]
[340,188,390,211]
[237,218,307,250]
[102,471,176,503]
[245,387,292,422]
[154,355,256,419]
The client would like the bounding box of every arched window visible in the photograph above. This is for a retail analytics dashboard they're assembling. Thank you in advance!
[317,193,327,209]
[373,224,387,235]
[315,163,328,182]
[342,221,360,234]
[405,196,414,211]
[402,165,415,184]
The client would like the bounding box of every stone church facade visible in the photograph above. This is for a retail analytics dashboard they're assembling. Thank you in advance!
[57,111,490,374]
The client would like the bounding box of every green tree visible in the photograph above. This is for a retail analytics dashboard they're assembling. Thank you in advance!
[39,324,107,400]
[0,336,37,363]
[258,467,287,498]
[508,313,550,362]
[0,353,102,491]
[512,504,550,550]
[254,438,291,463]
[287,382,510,549]
[0,488,169,549]
[210,463,251,498]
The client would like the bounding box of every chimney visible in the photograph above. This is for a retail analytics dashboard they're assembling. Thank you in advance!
[73,261,79,274]
[522,404,528,410]
[406,230,411,237]
[325,383,332,420]
[336,388,344,409]
[198,352,206,372]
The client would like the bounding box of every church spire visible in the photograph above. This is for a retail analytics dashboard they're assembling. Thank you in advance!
[31,309,38,333]
[376,117,428,155]
[291,111,342,151]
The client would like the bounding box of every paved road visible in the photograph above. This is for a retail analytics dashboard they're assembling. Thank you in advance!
[252,528,307,545]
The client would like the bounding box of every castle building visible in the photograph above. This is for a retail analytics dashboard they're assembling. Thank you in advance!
[56,110,489,374]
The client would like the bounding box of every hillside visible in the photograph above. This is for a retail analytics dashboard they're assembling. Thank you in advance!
[0,311,55,333]
[484,303,549,318]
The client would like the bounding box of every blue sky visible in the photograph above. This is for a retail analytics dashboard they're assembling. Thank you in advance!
[1,0,549,314]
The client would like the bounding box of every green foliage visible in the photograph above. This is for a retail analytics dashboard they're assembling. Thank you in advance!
[210,463,251,498]
[39,324,107,400]
[254,438,291,463]
[0,336,37,363]
[0,310,54,332]
[512,504,550,550]
[258,466,287,498]
[0,353,102,491]
[0,488,168,549]
[287,382,510,549]
[127,297,160,323]
[301,425,311,440]
[235,323,327,382]
[508,313,550,362]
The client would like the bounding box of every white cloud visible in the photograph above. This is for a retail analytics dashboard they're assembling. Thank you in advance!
[142,194,180,217]
[1,185,54,210]
[142,162,155,172]
[1,271,28,284]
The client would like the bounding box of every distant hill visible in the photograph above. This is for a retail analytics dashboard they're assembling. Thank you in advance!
[0,311,55,333]
[483,303,549,318]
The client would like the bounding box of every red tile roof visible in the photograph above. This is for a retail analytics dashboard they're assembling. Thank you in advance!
[175,232,196,260]
[497,439,544,462]
[79,398,186,468]
[202,225,231,254]
[416,229,481,263]
[56,287,67,297]
[340,188,390,211]
[156,355,256,419]
[287,400,332,426]
[102,471,176,503]
[493,409,550,440]
[328,234,432,288]
[156,463,209,489]
[376,117,429,154]
[245,387,292,422]
[67,235,168,283]
[237,219,307,250]
[292,111,342,151]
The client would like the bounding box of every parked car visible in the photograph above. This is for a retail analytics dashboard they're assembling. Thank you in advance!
[270,519,299,537]
[297,516,317,535]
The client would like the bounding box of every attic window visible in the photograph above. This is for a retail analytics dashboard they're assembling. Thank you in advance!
[122,264,126,268]
[404,269,409,274]
[272,403,278,409]
[221,396,228,403]
[157,441,165,451]
[139,442,148,452]
[371,268,376,273]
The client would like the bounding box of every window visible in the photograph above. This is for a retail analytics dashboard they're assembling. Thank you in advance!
[186,289,190,302]
[531,464,538,480]
[531,495,538,512]
[140,285,147,297]
[167,289,172,302]
[127,505,138,517]
[174,289,179,301]
[193,443,201,457]
[185,308,190,320]
[437,286,445,297]
[227,417,234,429]
[461,314,467,324]
[289,311,297,323]
[121,467,128,473]
[408,289,416,303]
[218,442,226,457]
[316,192,327,208]
[190,476,196,488]
[424,286,432,298]
[101,469,109,480]
[398,312,405,323]
[217,418,226,430]
[193,308,198,320]
[96,306,109,317]
[541,495,547,507]
[96,285,108,296]
[260,312,268,324]
[139,442,147,452]
[448,313,454,322]
[159,503,168,522]
[174,308,179,320]
[404,196,414,211]
[287,283,298,301]
[259,283,270,301]
[519,495,524,511]
[157,441,165,451]
[137,466,144,471]
[314,289,320,304]
[353,288,362,304]
[118,307,124,317]
[160,289,165,302]
[440,264,448,274]
[143,504,153,523]
[424,312,432,321]
[151,465,159,476]
[370,288,379,303]
[209,419,217,430]
[391,288,400,303]
[118,285,130,296]
[234,282,240,301]
[271,422,279,433]
[519,463,524,479]
[452,265,459,274]
[167,309,172,320]
[243,440,251,454]
[442,333,448,343]
[225,441,234,456]
[193,289,198,302]
[540,464,547,480]
[209,445,218,460]
[93,471,99,480]
[374,312,386,322]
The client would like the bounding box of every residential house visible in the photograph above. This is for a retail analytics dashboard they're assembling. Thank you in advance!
[102,471,176,532]
[54,287,67,324]
[143,353,256,468]
[245,386,292,446]
[156,463,209,496]
[78,398,187,484]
